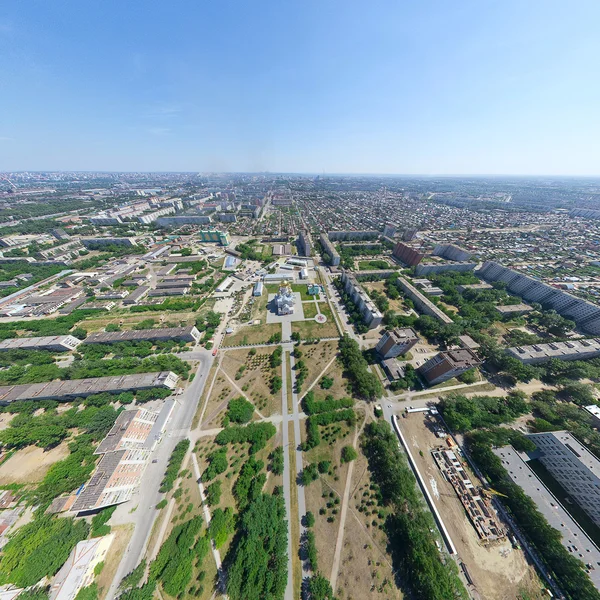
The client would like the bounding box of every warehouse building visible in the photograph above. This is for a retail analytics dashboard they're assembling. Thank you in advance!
[418,349,481,386]
[84,326,200,345]
[253,281,263,296]
[0,335,81,353]
[506,338,600,364]
[122,285,149,305]
[147,287,190,297]
[0,371,178,405]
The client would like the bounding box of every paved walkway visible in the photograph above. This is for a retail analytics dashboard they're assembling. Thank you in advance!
[280,352,294,600]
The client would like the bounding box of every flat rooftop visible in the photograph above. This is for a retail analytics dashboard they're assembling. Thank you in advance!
[508,338,600,361]
[443,348,481,368]
[495,303,533,314]
[494,445,600,589]
[84,326,198,345]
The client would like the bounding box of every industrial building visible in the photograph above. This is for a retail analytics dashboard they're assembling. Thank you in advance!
[375,328,418,359]
[216,277,234,293]
[272,244,292,255]
[0,335,81,353]
[319,233,340,266]
[147,287,190,297]
[287,257,307,267]
[392,242,425,266]
[197,229,230,246]
[253,281,263,296]
[418,349,481,385]
[122,286,149,305]
[479,261,600,335]
[528,431,600,528]
[0,371,178,405]
[263,272,295,283]
[494,445,600,590]
[340,272,383,329]
[84,326,200,345]
[432,244,472,262]
[298,229,312,257]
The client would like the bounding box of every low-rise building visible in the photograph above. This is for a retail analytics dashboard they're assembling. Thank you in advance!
[376,328,418,358]
[506,338,600,364]
[274,284,295,315]
[418,349,481,386]
[84,326,200,345]
[122,286,149,305]
[253,281,263,296]
[0,371,178,405]
[457,283,493,293]
[147,287,190,297]
[495,303,533,316]
[0,335,81,353]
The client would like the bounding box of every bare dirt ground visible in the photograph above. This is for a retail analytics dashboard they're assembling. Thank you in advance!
[0,413,14,431]
[0,443,70,484]
[399,412,546,600]
[299,341,339,394]
[98,523,134,599]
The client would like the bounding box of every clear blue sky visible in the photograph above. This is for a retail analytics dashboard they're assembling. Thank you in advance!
[1,0,599,175]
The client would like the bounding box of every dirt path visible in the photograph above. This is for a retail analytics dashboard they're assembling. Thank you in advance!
[329,408,369,591]
[301,354,339,404]
[220,369,267,420]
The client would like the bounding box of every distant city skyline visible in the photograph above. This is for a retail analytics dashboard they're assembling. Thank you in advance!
[1,0,600,175]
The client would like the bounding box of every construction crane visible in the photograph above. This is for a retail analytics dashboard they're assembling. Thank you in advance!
[482,487,508,499]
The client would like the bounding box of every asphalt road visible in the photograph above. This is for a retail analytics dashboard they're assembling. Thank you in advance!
[106,348,214,599]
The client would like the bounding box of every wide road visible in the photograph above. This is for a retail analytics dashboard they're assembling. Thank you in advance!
[106,348,215,599]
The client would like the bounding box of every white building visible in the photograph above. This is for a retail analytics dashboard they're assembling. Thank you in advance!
[275,284,295,315]
[528,431,600,527]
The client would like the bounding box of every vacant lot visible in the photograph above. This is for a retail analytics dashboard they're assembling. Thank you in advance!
[399,412,545,600]
[222,322,282,347]
[292,305,339,339]
[0,443,70,484]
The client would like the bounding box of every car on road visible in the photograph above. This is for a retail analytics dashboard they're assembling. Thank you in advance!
[152,459,158,463]
[212,348,218,356]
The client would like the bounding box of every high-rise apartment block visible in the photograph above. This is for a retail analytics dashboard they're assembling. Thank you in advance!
[376,328,418,358]
[528,431,600,527]
[479,261,600,334]
[417,349,481,385]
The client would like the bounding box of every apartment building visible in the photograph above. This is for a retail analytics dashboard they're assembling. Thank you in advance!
[298,229,312,257]
[320,233,340,266]
[528,431,600,527]
[340,272,383,329]
[418,349,481,385]
[392,242,425,267]
[328,230,379,241]
[433,244,472,262]
[479,261,600,335]
[376,328,418,358]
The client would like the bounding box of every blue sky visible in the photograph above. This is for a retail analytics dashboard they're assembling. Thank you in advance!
[1,0,599,174]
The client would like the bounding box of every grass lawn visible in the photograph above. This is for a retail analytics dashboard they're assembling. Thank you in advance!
[291,318,339,340]
[261,245,273,260]
[358,259,392,270]
[222,323,282,347]
[291,283,318,301]
[303,302,319,319]
[296,341,339,393]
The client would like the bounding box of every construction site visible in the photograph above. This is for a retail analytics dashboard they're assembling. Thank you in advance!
[398,410,545,600]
